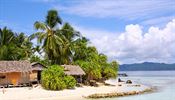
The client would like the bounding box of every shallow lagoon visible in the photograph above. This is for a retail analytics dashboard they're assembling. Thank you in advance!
[85,71,175,100]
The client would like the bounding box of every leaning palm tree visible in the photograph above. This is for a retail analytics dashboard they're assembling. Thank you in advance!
[33,10,63,64]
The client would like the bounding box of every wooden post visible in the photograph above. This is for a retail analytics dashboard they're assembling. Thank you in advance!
[2,86,5,94]
[20,72,22,86]
[80,75,82,83]
[6,73,8,87]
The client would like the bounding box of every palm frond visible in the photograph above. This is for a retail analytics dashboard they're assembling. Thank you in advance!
[34,21,47,30]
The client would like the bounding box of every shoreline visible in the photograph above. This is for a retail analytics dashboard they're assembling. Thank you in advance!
[0,82,153,100]
[85,87,153,99]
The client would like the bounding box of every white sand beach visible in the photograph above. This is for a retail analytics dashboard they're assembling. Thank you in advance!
[0,82,152,100]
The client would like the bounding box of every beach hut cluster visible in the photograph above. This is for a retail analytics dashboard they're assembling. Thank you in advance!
[0,61,85,87]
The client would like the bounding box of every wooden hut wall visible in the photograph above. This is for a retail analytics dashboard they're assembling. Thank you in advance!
[20,72,30,84]
[0,72,30,85]
[0,73,9,85]
[29,70,38,81]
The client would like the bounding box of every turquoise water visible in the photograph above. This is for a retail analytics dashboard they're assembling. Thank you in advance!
[86,71,175,100]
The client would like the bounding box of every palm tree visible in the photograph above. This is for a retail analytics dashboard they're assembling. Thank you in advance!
[46,10,62,28]
[0,27,33,60]
[59,23,80,64]
[0,27,14,45]
[0,27,15,60]
[73,37,89,61]
[33,10,83,64]
[12,33,33,60]
[33,10,63,64]
[61,23,80,42]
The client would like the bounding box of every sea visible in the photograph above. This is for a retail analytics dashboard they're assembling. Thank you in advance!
[86,71,175,100]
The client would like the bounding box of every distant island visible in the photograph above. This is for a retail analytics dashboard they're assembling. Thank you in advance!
[119,62,175,71]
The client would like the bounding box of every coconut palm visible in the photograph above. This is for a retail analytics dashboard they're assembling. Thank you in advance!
[0,27,14,46]
[73,37,89,61]
[33,10,63,64]
[0,27,15,60]
[0,27,32,60]
[59,22,80,64]
[33,10,81,64]
[61,23,80,42]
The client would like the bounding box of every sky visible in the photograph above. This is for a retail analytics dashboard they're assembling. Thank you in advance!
[0,0,175,64]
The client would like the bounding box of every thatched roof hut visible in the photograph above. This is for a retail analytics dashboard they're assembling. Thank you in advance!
[0,61,32,73]
[0,61,32,86]
[61,65,85,76]
[31,62,46,71]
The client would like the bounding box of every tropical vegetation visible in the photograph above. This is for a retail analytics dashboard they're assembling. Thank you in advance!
[0,27,32,60]
[0,9,119,90]
[41,65,76,90]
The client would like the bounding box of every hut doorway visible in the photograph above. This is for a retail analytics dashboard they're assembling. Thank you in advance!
[37,71,41,82]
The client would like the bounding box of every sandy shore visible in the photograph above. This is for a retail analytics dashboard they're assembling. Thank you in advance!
[0,83,152,100]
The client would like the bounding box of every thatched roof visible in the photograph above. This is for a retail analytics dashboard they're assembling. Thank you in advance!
[31,62,46,71]
[0,61,32,73]
[61,65,86,76]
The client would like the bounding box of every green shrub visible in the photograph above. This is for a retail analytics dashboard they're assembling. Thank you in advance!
[90,69,102,80]
[64,76,76,89]
[75,60,102,81]
[41,65,66,90]
[41,65,78,90]
[103,67,117,79]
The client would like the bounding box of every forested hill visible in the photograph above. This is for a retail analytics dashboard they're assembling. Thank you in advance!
[119,62,175,71]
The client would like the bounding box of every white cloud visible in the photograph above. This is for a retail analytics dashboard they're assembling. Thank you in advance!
[74,19,175,64]
[55,0,174,20]
[141,16,175,27]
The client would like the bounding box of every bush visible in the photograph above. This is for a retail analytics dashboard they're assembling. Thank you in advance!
[90,69,102,80]
[41,65,66,90]
[75,60,102,81]
[103,67,117,79]
[41,65,77,90]
[64,76,76,89]
[47,77,66,90]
